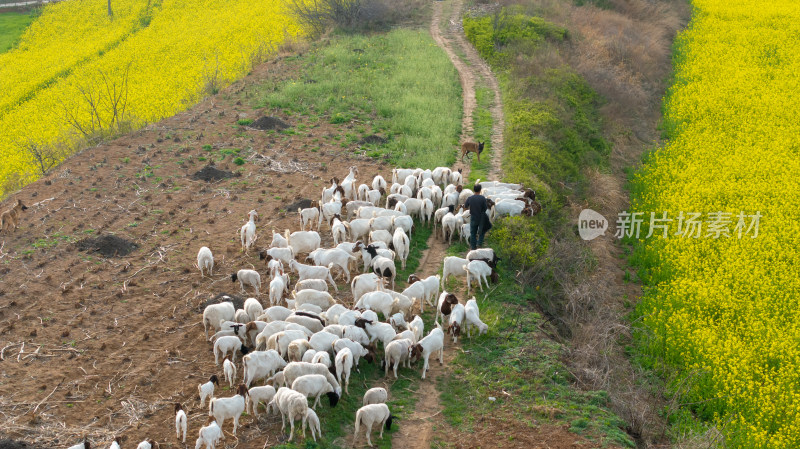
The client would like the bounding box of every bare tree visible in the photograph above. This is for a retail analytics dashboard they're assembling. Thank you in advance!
[16,138,61,176]
[62,64,130,143]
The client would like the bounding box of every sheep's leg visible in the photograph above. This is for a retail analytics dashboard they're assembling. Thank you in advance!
[214,349,220,366]
[313,395,320,410]
[365,423,374,447]
[233,415,239,434]
[345,372,350,394]
[302,415,308,438]
[421,355,429,379]
[393,361,399,379]
[439,347,444,365]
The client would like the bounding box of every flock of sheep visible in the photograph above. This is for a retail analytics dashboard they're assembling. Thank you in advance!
[69,165,537,449]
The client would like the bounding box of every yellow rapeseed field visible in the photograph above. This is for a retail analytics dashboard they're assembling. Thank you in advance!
[631,0,800,446]
[0,0,303,194]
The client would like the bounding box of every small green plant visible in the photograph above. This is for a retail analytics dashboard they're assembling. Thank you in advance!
[233,156,245,165]
[237,118,253,126]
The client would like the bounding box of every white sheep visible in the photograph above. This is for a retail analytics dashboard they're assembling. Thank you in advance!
[351,273,382,302]
[222,357,237,388]
[198,375,220,407]
[394,329,417,343]
[231,269,261,296]
[239,209,258,253]
[466,248,499,267]
[234,309,250,324]
[213,335,248,365]
[268,387,307,442]
[409,326,445,379]
[282,362,342,396]
[372,175,387,194]
[354,403,393,447]
[321,303,349,324]
[254,321,291,350]
[267,259,284,279]
[388,312,406,331]
[363,387,388,406]
[258,306,292,322]
[365,321,397,347]
[330,215,350,247]
[366,250,396,290]
[407,274,439,311]
[194,419,223,449]
[269,272,290,307]
[175,403,187,443]
[67,441,89,449]
[369,229,393,248]
[340,166,359,200]
[434,291,460,325]
[309,331,340,354]
[392,227,409,270]
[355,290,395,318]
[209,320,247,343]
[286,229,322,254]
[448,303,466,343]
[261,246,295,266]
[292,374,340,409]
[307,247,355,283]
[384,338,414,378]
[302,408,322,442]
[203,301,235,340]
[464,298,488,337]
[286,313,324,333]
[299,204,320,231]
[337,310,362,327]
[311,351,332,368]
[342,326,371,347]
[242,298,263,322]
[136,440,157,449]
[292,288,336,310]
[197,246,214,277]
[243,349,286,387]
[408,315,424,343]
[441,256,469,287]
[293,278,329,293]
[287,338,313,362]
[464,260,493,295]
[209,385,248,434]
[289,260,336,288]
[109,438,121,449]
[333,338,371,371]
[302,349,318,363]
[387,290,415,318]
[247,385,276,416]
[269,329,310,359]
[334,347,354,395]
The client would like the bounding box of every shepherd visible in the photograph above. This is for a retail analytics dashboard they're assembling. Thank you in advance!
[463,183,492,250]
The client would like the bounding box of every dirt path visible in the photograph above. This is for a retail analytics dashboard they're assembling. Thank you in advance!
[429,0,504,180]
[392,1,504,447]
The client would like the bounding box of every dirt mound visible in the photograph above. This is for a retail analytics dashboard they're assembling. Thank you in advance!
[285,198,313,211]
[76,234,138,257]
[0,440,45,449]
[198,293,245,312]
[191,165,235,182]
[250,116,290,131]
[358,134,387,145]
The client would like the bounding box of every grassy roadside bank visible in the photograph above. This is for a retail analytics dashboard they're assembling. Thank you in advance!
[429,4,637,447]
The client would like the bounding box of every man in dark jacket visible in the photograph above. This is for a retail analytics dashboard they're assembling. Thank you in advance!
[464,183,492,250]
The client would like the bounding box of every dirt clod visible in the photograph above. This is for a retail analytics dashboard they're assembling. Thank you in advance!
[76,234,138,257]
[358,134,387,145]
[285,198,312,211]
[250,116,289,131]
[191,165,235,182]
[199,293,245,312]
